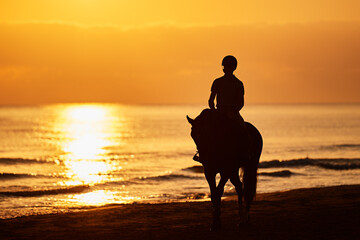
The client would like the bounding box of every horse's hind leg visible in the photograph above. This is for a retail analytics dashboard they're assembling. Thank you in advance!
[230,170,249,224]
[230,171,243,205]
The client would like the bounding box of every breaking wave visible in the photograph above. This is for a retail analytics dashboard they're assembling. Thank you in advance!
[0,185,90,197]
[183,166,296,177]
[0,158,54,165]
[182,166,204,173]
[0,173,45,180]
[259,158,360,170]
[138,173,203,182]
[183,158,360,174]
[258,170,294,177]
[321,144,360,150]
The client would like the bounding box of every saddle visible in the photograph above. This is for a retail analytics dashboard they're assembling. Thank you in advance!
[191,109,250,164]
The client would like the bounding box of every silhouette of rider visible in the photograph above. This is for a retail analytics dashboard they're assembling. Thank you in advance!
[209,55,245,123]
[208,55,250,159]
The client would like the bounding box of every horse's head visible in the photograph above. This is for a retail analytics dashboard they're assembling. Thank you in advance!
[186,115,201,150]
[187,109,217,157]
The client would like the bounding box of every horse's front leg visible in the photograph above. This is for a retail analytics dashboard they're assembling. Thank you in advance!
[204,170,219,230]
[205,170,227,231]
[205,171,228,231]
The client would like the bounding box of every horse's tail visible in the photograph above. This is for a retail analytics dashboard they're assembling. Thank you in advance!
[243,122,262,208]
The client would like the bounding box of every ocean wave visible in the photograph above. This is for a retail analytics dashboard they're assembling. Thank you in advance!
[99,173,203,187]
[0,173,42,180]
[258,170,294,177]
[0,158,53,165]
[182,166,204,173]
[259,158,360,170]
[107,151,194,162]
[182,192,209,200]
[321,144,360,150]
[183,166,296,177]
[0,172,63,180]
[0,185,90,197]
[183,158,360,175]
[139,173,203,182]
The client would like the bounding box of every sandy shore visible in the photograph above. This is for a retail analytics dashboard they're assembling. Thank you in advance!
[1,185,359,240]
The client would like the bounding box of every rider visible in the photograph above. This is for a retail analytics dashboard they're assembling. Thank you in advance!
[208,55,250,160]
[208,55,244,119]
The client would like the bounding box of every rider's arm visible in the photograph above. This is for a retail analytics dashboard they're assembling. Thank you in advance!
[237,95,244,111]
[208,92,216,110]
[237,81,245,111]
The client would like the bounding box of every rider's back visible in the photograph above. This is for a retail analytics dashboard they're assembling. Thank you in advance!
[211,74,244,112]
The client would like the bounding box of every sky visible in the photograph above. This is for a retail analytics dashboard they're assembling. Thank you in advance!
[0,0,359,104]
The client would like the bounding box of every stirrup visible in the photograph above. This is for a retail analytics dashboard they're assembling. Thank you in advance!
[193,151,201,162]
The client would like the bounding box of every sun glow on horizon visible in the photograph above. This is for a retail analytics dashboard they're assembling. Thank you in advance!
[1,1,359,105]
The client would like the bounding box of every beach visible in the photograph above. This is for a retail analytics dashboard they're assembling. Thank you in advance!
[1,184,359,240]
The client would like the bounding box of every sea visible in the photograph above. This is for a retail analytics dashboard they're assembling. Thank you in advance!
[0,103,359,219]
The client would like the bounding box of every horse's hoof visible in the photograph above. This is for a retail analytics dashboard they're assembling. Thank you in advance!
[210,224,221,232]
[239,206,250,224]
[210,220,221,232]
[238,215,250,227]
[238,222,247,228]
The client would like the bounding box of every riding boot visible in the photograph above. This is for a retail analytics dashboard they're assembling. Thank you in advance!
[192,151,202,163]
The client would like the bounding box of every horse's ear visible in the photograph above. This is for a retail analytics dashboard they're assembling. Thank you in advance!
[186,115,195,125]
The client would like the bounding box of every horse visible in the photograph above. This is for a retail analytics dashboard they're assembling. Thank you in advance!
[186,108,263,230]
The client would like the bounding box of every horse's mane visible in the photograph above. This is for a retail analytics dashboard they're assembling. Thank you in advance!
[192,109,245,165]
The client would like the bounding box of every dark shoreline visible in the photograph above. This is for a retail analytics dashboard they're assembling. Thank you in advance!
[1,184,359,240]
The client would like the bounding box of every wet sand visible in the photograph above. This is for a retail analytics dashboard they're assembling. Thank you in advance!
[1,185,359,240]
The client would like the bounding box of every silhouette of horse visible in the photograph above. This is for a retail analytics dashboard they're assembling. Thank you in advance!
[187,109,262,230]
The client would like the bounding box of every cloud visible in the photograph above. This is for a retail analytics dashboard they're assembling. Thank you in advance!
[0,21,359,104]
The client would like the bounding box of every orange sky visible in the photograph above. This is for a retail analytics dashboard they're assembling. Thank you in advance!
[0,0,359,104]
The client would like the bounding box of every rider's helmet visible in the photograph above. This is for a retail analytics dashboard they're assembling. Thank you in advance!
[222,55,237,71]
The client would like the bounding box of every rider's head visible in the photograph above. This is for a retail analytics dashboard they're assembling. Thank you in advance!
[222,55,237,75]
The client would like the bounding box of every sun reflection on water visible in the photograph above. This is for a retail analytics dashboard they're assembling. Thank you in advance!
[68,190,141,206]
[62,160,119,186]
[62,105,112,161]
[56,104,126,205]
